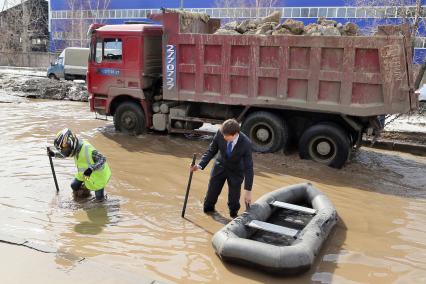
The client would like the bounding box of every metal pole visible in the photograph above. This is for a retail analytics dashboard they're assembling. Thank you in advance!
[181,153,196,218]
[47,146,60,192]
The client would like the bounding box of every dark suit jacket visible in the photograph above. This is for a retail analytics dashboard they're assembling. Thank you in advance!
[198,130,254,191]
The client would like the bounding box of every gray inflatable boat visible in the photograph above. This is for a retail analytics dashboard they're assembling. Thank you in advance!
[212,183,337,275]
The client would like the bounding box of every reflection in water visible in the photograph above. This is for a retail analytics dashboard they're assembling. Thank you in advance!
[74,205,109,235]
[0,97,426,283]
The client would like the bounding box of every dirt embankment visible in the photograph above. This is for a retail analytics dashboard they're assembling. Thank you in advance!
[382,102,426,145]
[0,73,89,102]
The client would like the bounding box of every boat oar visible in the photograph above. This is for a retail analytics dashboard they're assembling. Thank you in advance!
[181,153,196,218]
[47,146,60,193]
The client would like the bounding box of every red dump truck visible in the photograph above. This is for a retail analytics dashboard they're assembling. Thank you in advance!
[87,10,417,168]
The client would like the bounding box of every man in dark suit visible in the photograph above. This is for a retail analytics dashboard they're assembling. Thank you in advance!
[190,119,254,218]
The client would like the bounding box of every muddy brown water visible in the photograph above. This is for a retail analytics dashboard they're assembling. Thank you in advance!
[1,96,425,283]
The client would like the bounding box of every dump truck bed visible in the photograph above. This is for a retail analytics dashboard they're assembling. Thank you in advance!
[157,12,416,117]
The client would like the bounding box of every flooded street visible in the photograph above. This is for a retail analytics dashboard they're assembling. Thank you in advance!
[1,95,425,283]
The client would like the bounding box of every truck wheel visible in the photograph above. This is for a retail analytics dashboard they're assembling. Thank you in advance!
[114,102,146,135]
[298,123,350,169]
[241,111,287,153]
[48,73,58,80]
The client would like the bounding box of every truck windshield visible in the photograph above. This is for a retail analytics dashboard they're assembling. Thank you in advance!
[95,38,122,63]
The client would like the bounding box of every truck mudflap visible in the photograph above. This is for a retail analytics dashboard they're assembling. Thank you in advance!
[410,89,419,111]
[140,100,153,128]
[89,95,94,112]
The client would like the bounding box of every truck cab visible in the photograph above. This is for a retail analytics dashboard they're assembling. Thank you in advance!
[47,50,65,80]
[87,24,163,130]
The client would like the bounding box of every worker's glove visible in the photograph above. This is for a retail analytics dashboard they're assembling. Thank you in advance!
[83,168,93,178]
[47,148,55,158]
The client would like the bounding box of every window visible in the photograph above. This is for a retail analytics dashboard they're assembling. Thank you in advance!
[309,8,318,18]
[327,8,337,18]
[242,8,250,17]
[376,8,385,18]
[406,7,416,18]
[283,8,292,17]
[397,7,406,17]
[318,8,327,17]
[292,8,301,17]
[356,8,366,18]
[346,8,356,18]
[366,8,376,18]
[104,38,122,61]
[386,7,396,17]
[249,8,255,17]
[301,8,309,17]
[95,38,103,63]
[414,37,425,48]
[337,8,346,18]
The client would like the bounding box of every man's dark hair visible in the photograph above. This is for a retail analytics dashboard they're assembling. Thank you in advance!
[221,119,240,136]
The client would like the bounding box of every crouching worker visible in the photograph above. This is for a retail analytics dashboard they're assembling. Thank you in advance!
[48,128,111,201]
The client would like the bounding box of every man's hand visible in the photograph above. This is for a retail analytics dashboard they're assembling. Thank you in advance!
[84,168,93,178]
[244,190,252,208]
[190,164,200,172]
[47,147,55,158]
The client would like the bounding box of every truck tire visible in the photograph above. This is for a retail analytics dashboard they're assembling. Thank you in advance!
[114,102,146,135]
[48,73,58,80]
[241,111,287,153]
[298,123,350,169]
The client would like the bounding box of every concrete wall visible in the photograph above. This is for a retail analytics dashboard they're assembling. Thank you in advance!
[0,52,59,68]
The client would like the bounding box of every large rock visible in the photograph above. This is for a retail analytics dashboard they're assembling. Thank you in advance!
[304,23,322,36]
[236,19,251,33]
[223,21,239,31]
[317,17,337,27]
[282,19,304,35]
[272,27,292,35]
[342,22,359,36]
[9,78,89,101]
[244,29,257,35]
[214,28,241,35]
[255,22,276,35]
[322,25,341,36]
[261,11,281,24]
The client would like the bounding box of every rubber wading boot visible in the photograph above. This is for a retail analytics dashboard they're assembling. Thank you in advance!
[73,185,91,199]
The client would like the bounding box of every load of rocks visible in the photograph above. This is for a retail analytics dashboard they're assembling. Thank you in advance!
[1,77,89,102]
[214,11,359,36]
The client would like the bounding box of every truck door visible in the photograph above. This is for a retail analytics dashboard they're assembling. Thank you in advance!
[90,37,125,95]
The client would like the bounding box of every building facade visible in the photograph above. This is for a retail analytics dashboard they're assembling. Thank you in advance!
[0,0,48,52]
[48,0,426,63]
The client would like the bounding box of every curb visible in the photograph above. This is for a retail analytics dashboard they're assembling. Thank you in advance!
[362,139,426,156]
